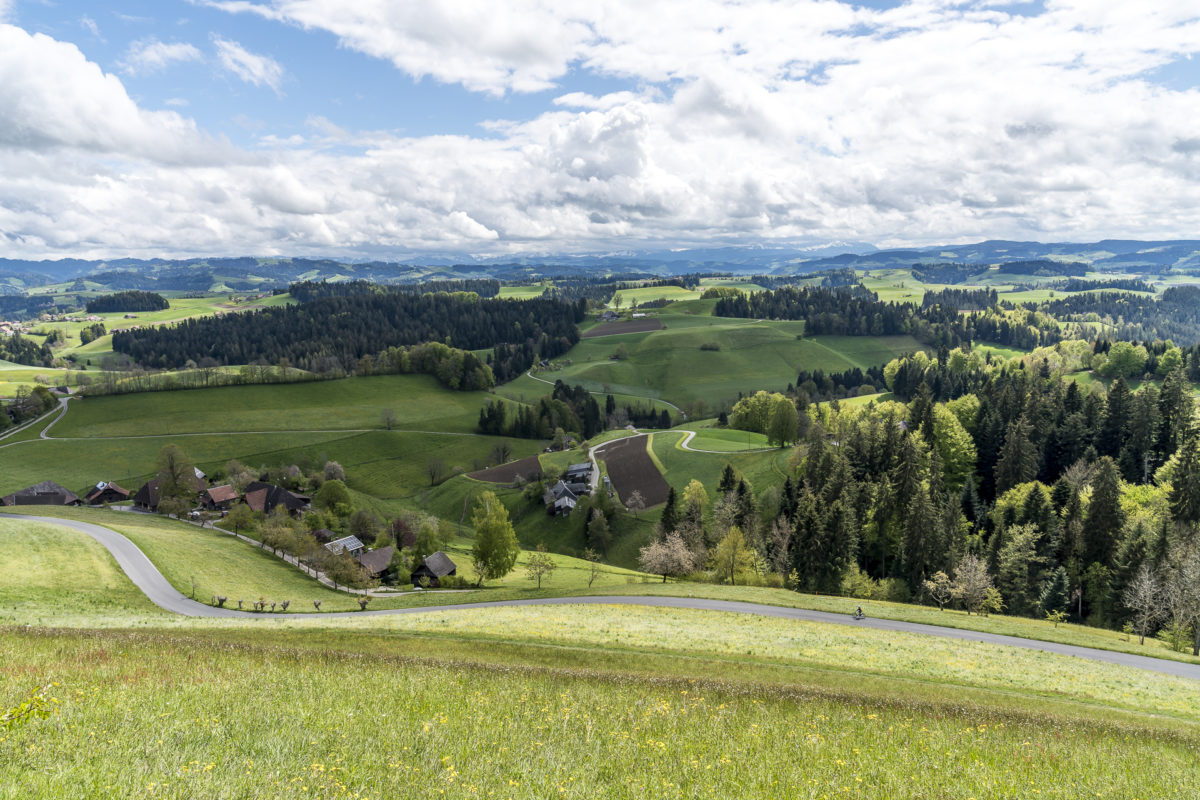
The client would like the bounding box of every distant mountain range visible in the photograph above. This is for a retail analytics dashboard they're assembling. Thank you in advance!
[4,239,1200,293]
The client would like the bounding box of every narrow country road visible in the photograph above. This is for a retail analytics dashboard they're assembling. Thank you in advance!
[7,514,1200,681]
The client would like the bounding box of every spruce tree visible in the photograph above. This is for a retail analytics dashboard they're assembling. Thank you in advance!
[1169,433,1200,526]
[1083,457,1124,567]
[1038,566,1070,616]
[994,416,1038,495]
[660,487,679,535]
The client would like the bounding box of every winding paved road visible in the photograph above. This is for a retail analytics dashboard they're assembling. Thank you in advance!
[7,513,1200,680]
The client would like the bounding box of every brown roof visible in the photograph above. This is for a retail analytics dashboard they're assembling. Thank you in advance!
[357,546,395,576]
[243,483,308,514]
[84,481,129,503]
[204,484,239,504]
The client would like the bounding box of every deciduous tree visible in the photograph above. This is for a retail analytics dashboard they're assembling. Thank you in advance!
[470,491,520,587]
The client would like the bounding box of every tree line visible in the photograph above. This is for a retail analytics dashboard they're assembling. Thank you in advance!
[478,381,673,440]
[86,291,168,313]
[1035,286,1200,345]
[0,333,53,367]
[288,278,501,303]
[111,292,585,374]
[712,285,1061,349]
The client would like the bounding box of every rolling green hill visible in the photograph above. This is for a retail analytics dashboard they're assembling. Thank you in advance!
[536,311,922,410]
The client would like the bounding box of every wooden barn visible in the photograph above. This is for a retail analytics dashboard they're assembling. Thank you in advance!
[411,551,457,587]
[1,481,82,507]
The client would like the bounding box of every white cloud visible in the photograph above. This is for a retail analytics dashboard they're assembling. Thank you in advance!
[212,35,285,93]
[120,38,203,74]
[80,16,102,39]
[7,4,1200,259]
[0,25,225,162]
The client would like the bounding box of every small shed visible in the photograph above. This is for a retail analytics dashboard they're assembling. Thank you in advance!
[411,551,457,587]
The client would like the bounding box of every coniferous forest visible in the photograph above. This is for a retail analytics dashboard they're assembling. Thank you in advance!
[111,292,586,374]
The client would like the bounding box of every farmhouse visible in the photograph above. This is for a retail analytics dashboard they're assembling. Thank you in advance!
[1,481,83,507]
[543,480,582,516]
[83,481,130,505]
[243,482,310,516]
[356,546,395,580]
[411,551,457,587]
[200,484,239,511]
[600,310,620,322]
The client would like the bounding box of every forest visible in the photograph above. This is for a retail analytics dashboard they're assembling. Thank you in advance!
[0,332,53,367]
[713,285,1060,349]
[646,342,1200,635]
[111,292,585,374]
[85,291,169,313]
[288,278,501,303]
[1035,286,1200,345]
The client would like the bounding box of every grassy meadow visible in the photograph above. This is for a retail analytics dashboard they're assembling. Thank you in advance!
[5,503,1200,798]
[3,617,1199,799]
[537,308,922,410]
[0,375,546,503]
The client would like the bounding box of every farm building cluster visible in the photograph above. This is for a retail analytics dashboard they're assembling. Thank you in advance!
[542,461,595,515]
[0,473,453,586]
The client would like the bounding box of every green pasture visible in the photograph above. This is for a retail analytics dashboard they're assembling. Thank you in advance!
[649,431,792,494]
[52,374,488,438]
[537,318,914,409]
[497,283,549,299]
[858,269,929,303]
[673,423,772,452]
[0,518,168,627]
[492,371,679,415]
[4,623,1195,800]
[0,430,351,497]
[972,342,1028,361]
[696,277,768,293]
[610,284,698,305]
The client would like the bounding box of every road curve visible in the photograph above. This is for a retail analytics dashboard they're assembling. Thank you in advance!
[7,514,1200,681]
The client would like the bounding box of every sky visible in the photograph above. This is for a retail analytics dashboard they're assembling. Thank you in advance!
[2,0,1200,261]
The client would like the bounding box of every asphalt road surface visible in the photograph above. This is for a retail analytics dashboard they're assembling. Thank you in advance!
[8,514,1200,681]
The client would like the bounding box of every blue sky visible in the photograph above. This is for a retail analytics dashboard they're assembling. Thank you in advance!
[2,0,1200,259]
